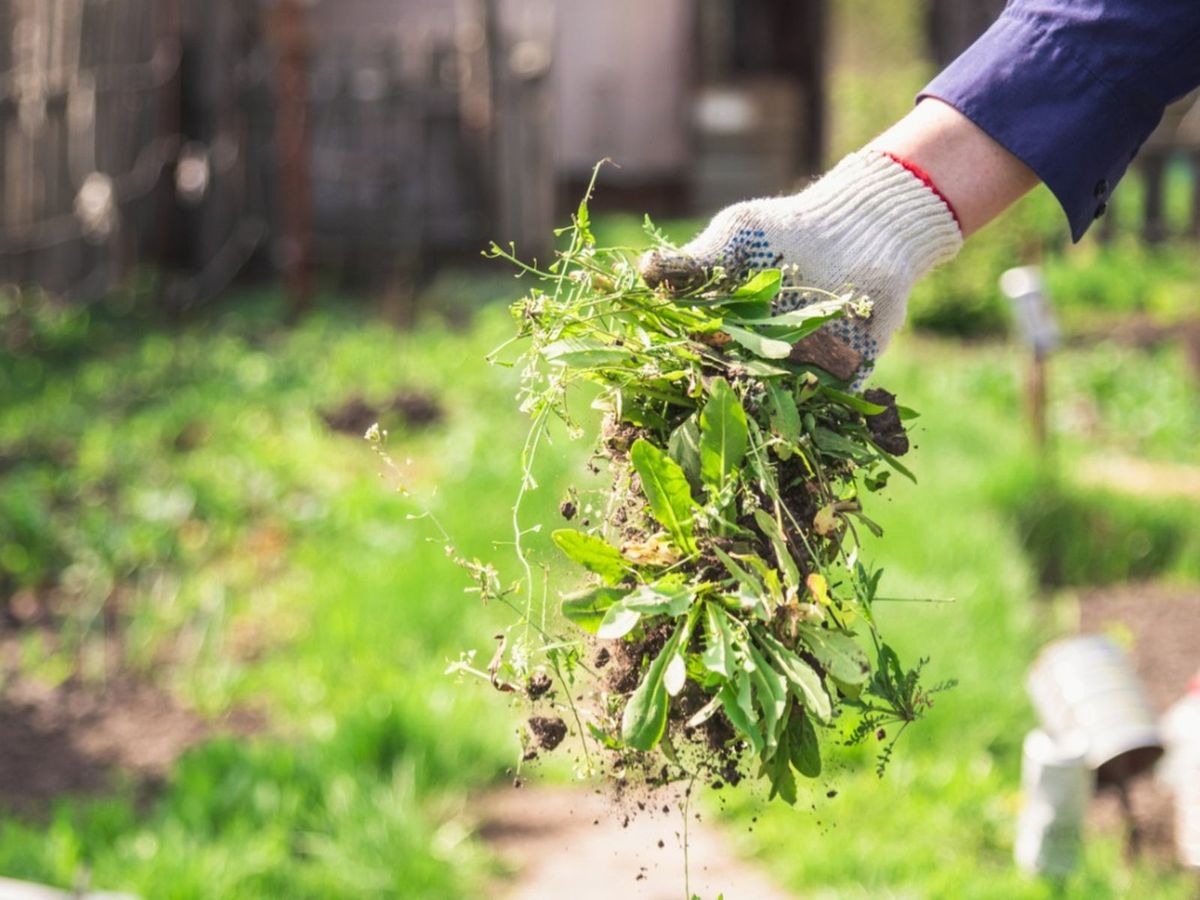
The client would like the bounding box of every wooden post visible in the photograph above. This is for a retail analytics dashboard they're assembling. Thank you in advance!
[1000,266,1059,451]
[268,0,312,316]
[1141,151,1168,244]
[926,0,1007,67]
[1028,351,1049,449]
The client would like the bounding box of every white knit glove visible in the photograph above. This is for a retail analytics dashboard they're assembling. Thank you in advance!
[641,151,963,384]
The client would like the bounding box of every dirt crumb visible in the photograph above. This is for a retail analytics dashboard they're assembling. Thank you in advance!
[862,388,908,456]
[528,716,568,751]
[526,672,553,700]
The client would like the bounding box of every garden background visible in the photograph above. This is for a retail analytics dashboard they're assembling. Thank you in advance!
[2,1,1199,897]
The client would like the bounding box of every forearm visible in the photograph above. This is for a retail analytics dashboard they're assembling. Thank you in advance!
[867,98,1039,239]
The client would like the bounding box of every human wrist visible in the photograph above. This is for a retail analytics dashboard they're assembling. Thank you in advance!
[868,98,1039,238]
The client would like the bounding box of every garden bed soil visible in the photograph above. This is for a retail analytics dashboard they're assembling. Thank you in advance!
[0,627,262,817]
[319,389,442,435]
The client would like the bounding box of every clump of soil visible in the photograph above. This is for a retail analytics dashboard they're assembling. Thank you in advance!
[862,388,909,456]
[529,716,568,751]
[320,389,443,435]
[526,672,553,700]
[597,624,747,791]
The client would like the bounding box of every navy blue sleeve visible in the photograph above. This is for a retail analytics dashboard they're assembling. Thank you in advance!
[920,1,1200,240]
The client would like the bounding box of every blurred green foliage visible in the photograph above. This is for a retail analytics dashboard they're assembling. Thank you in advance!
[0,271,1195,896]
[0,287,561,896]
[1000,477,1200,588]
[715,337,1199,899]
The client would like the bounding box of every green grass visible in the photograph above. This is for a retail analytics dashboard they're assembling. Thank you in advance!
[0,288,572,897]
[711,337,1198,898]
[2,237,1198,896]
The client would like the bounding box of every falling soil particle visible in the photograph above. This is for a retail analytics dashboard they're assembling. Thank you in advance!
[526,673,553,700]
[861,388,909,456]
[528,716,568,751]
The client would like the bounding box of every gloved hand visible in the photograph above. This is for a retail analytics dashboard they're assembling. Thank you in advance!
[639,150,963,384]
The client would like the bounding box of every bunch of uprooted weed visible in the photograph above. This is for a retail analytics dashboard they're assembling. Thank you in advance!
[462,178,952,804]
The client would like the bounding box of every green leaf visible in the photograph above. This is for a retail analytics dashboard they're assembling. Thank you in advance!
[818,386,887,415]
[765,381,801,443]
[798,625,870,685]
[873,443,918,483]
[622,580,695,616]
[732,269,783,303]
[747,643,788,756]
[630,439,698,553]
[561,586,628,633]
[730,297,846,326]
[736,358,795,378]
[597,602,642,640]
[757,631,833,723]
[788,710,822,777]
[753,508,800,588]
[551,530,628,585]
[701,602,736,678]
[542,338,631,368]
[722,324,793,360]
[699,378,749,488]
[763,721,798,804]
[812,426,870,460]
[719,673,764,756]
[712,547,764,595]
[614,391,669,431]
[621,623,683,750]
[667,415,703,486]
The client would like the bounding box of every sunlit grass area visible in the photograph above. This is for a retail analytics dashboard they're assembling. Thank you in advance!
[2,249,1196,897]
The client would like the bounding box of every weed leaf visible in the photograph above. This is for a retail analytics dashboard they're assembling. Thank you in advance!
[561,586,627,633]
[552,529,628,585]
[798,625,870,686]
[630,438,698,553]
[722,325,793,360]
[621,623,683,750]
[699,377,749,488]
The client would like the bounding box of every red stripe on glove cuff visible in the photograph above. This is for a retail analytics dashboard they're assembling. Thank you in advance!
[881,151,963,233]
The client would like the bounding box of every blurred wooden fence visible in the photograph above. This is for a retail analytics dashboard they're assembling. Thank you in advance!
[0,0,176,298]
[0,0,556,305]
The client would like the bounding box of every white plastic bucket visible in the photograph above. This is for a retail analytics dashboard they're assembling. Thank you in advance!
[1027,635,1163,783]
[1160,672,1200,867]
[1015,729,1092,876]
[1177,752,1200,868]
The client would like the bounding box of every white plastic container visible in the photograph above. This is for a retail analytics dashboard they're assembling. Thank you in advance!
[1027,635,1163,783]
[1015,729,1092,876]
[1159,673,1200,867]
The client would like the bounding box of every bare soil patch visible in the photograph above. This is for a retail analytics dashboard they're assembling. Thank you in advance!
[477,783,794,900]
[319,389,442,436]
[1079,583,1200,713]
[0,628,262,817]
